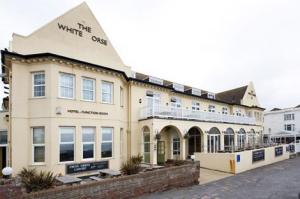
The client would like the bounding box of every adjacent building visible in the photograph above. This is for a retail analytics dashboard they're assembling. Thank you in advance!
[264,105,300,144]
[0,2,264,176]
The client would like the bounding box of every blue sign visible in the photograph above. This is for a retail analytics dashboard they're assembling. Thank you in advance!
[237,154,240,163]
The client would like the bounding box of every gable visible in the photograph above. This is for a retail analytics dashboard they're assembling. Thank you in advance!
[10,2,130,75]
[216,86,248,104]
[241,82,260,107]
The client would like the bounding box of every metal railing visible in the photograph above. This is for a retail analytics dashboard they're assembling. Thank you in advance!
[140,105,256,125]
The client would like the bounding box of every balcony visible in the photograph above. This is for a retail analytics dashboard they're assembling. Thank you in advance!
[140,105,256,125]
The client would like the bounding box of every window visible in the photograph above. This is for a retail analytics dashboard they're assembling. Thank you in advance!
[82,127,95,160]
[59,127,75,162]
[0,131,7,145]
[82,77,95,101]
[101,81,113,104]
[147,92,161,108]
[284,113,295,121]
[32,72,45,97]
[32,127,45,163]
[222,107,228,115]
[120,128,124,159]
[120,87,124,107]
[59,73,75,99]
[284,124,295,131]
[236,109,242,116]
[172,137,180,155]
[101,127,113,158]
[143,132,150,163]
[207,93,215,99]
[208,105,215,112]
[192,101,200,111]
[171,97,181,108]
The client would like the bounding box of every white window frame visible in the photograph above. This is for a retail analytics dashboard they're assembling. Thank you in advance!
[172,136,180,157]
[208,105,215,113]
[101,81,114,104]
[81,77,95,102]
[120,128,124,159]
[59,127,75,163]
[59,73,75,99]
[222,107,228,115]
[171,97,181,108]
[101,127,114,159]
[32,72,45,98]
[82,127,95,161]
[192,101,200,111]
[32,127,45,165]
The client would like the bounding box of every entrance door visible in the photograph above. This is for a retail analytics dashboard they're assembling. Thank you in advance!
[157,141,165,165]
[208,135,219,153]
[0,147,7,171]
[188,134,201,155]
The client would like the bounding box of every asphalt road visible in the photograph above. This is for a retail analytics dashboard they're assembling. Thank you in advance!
[141,157,300,199]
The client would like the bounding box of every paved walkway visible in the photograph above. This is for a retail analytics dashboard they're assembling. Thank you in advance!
[199,168,233,185]
[142,157,300,199]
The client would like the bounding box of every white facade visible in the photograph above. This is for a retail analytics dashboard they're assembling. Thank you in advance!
[264,106,300,136]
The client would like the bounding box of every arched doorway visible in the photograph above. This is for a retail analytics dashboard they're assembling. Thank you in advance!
[142,126,151,163]
[224,128,234,152]
[237,128,246,150]
[207,127,221,153]
[187,127,203,155]
[158,125,182,164]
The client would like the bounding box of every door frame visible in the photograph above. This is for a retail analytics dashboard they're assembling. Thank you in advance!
[157,141,165,165]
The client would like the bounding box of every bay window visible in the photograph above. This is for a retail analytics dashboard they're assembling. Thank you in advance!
[101,81,113,104]
[101,127,113,158]
[32,127,45,163]
[32,72,45,97]
[82,77,95,101]
[59,73,75,99]
[82,127,95,160]
[59,127,75,162]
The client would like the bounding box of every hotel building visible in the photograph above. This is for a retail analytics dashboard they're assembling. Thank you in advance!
[0,3,264,176]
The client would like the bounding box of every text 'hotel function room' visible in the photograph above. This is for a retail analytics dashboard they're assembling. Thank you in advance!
[0,2,266,176]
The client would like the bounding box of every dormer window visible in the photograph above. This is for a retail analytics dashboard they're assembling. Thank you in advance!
[172,83,184,92]
[149,76,164,85]
[207,93,215,99]
[191,88,201,96]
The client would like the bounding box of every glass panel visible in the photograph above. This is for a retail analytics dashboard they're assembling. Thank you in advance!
[34,146,45,162]
[102,128,113,141]
[144,133,150,142]
[33,128,44,144]
[102,81,113,103]
[60,144,74,162]
[0,131,7,144]
[60,74,74,98]
[144,143,150,153]
[101,143,112,158]
[60,127,74,142]
[83,144,94,159]
[82,128,95,142]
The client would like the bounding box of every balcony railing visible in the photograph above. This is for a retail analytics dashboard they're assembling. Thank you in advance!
[140,105,256,125]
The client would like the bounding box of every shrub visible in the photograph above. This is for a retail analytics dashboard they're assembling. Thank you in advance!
[121,154,143,175]
[165,159,186,166]
[18,168,56,193]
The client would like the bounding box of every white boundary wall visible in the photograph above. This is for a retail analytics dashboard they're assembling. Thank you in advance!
[195,145,289,174]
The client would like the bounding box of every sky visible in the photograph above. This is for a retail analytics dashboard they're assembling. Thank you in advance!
[1,0,300,110]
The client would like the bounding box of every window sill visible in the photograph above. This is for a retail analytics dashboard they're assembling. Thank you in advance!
[57,97,76,101]
[100,102,115,105]
[57,161,75,165]
[29,97,46,100]
[30,163,46,166]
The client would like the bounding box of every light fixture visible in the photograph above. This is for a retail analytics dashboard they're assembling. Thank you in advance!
[2,167,13,178]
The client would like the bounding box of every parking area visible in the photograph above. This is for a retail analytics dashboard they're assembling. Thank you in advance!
[142,157,300,199]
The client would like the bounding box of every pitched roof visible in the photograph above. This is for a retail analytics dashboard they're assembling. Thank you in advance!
[270,108,281,111]
[216,85,248,105]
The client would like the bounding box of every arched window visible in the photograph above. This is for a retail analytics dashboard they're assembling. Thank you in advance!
[207,127,221,153]
[237,128,246,150]
[224,128,234,152]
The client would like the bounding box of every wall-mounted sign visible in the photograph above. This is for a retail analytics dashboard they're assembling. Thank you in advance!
[252,149,265,163]
[66,161,109,174]
[236,154,241,163]
[57,22,107,46]
[275,146,283,157]
[67,109,108,115]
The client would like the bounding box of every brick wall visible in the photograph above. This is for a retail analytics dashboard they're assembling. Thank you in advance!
[24,161,200,199]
